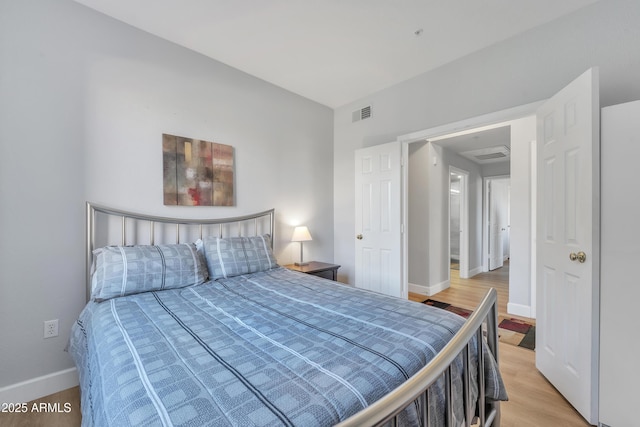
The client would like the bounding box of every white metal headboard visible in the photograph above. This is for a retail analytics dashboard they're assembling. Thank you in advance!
[85,202,275,301]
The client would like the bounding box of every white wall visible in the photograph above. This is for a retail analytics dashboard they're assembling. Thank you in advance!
[508,117,537,315]
[407,142,430,290]
[482,162,510,177]
[599,100,640,427]
[0,0,333,400]
[334,0,640,296]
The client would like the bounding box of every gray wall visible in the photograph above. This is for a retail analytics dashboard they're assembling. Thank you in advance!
[0,0,333,395]
[408,141,483,294]
[334,0,640,305]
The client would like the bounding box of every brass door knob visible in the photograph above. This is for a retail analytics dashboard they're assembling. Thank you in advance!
[569,251,587,263]
[356,234,363,240]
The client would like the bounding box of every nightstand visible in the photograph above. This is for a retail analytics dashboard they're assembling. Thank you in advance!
[284,261,340,281]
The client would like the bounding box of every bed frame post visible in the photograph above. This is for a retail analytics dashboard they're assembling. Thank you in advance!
[486,299,501,425]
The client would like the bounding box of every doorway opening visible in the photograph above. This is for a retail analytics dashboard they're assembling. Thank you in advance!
[402,104,537,320]
[400,70,599,423]
[450,173,462,271]
[449,167,469,279]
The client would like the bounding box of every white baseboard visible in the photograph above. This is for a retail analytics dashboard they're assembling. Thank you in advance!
[0,368,78,404]
[408,282,428,295]
[507,302,534,319]
[467,266,483,278]
[409,279,450,297]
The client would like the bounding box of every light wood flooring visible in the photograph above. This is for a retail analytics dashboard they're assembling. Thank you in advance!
[409,262,590,426]
[2,263,590,426]
[0,386,81,427]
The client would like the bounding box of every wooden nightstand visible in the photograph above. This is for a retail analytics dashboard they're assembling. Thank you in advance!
[284,261,340,281]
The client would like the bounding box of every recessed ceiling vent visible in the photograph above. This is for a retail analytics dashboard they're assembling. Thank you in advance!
[460,145,510,164]
[352,105,372,122]
[476,152,507,160]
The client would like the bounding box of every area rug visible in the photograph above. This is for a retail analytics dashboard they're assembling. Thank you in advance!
[423,299,536,351]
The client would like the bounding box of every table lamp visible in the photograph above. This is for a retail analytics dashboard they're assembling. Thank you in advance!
[291,226,312,266]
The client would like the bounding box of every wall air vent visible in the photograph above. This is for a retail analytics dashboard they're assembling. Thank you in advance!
[460,145,510,164]
[352,105,372,122]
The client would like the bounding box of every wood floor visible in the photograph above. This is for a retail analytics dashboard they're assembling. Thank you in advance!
[409,261,590,427]
[0,386,81,427]
[1,263,590,426]
[409,261,531,323]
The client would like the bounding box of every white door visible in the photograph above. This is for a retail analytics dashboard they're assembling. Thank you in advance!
[450,167,470,279]
[450,175,461,266]
[354,141,404,298]
[535,68,599,424]
[488,180,505,271]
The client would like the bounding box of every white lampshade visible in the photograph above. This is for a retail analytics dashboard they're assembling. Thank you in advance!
[292,226,312,266]
[291,226,312,242]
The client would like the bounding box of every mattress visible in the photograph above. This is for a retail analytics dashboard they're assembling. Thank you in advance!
[69,267,505,426]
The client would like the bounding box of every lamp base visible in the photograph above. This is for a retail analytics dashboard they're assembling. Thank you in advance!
[294,261,310,266]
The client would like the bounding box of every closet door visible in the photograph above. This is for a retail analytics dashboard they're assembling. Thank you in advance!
[354,141,404,298]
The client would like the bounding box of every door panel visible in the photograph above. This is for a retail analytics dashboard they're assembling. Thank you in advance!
[535,68,599,424]
[354,141,403,298]
[488,179,508,271]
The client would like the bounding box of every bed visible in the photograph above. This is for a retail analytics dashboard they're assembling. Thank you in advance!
[68,202,507,426]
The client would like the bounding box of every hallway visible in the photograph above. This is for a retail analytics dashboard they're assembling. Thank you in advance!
[409,261,527,323]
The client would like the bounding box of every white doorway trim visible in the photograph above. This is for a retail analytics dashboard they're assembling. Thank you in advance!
[400,101,542,144]
[449,166,470,279]
[399,101,542,298]
[529,139,537,318]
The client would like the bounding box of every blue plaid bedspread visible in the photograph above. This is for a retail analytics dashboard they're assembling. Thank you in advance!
[69,267,505,426]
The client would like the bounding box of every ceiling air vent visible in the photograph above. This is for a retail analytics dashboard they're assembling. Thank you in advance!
[460,145,510,164]
[352,105,372,122]
[475,152,507,161]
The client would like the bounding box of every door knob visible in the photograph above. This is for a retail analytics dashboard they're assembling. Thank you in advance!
[356,234,363,240]
[569,251,587,263]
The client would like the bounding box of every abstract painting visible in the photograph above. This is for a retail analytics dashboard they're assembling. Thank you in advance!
[163,133,234,206]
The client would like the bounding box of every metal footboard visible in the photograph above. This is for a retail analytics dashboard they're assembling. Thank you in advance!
[336,288,500,427]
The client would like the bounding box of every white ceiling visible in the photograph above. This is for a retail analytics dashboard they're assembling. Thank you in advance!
[73,0,600,108]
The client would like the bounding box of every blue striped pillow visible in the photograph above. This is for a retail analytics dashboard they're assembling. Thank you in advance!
[201,235,277,280]
[91,243,208,301]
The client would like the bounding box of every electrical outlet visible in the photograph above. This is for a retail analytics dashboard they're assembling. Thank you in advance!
[43,319,59,339]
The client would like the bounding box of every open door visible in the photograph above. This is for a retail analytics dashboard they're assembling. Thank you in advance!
[354,141,404,298]
[535,68,600,424]
[488,179,508,271]
[449,168,469,278]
